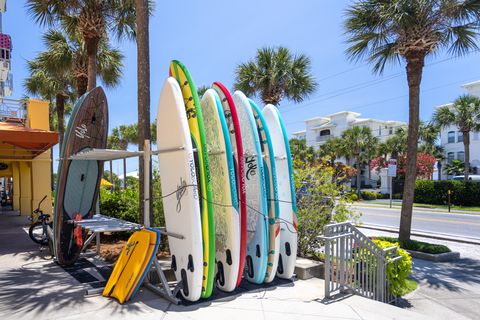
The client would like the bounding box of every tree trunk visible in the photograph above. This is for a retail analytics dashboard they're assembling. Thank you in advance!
[399,56,424,242]
[356,155,361,199]
[76,76,88,97]
[437,161,442,181]
[86,39,99,91]
[123,158,127,190]
[56,94,65,152]
[109,160,114,191]
[136,0,152,225]
[463,131,470,180]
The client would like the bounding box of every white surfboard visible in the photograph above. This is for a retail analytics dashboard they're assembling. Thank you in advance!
[157,77,203,301]
[233,91,269,284]
[201,89,240,292]
[263,104,298,279]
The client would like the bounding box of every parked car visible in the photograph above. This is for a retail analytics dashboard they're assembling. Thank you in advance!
[452,175,480,181]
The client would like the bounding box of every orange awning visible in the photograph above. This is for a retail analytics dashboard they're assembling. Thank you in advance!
[0,122,58,159]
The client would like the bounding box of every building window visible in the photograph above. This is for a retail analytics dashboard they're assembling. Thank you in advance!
[458,131,464,143]
[447,152,455,164]
[320,129,331,136]
[379,126,382,136]
[389,127,393,135]
[448,131,455,143]
[457,151,465,162]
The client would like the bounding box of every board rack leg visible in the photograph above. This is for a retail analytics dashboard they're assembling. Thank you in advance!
[82,232,97,252]
[143,259,181,305]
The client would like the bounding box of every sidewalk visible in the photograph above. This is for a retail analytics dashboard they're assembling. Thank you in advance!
[0,213,428,320]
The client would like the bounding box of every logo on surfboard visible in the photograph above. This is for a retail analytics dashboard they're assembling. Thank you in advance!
[245,156,257,180]
[75,124,90,139]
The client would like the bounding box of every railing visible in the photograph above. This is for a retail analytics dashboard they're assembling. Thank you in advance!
[320,222,403,304]
[316,135,333,142]
[0,98,26,125]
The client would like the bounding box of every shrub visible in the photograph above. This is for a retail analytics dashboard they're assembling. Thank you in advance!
[374,236,451,254]
[414,180,480,206]
[347,192,359,202]
[360,191,377,200]
[372,239,412,297]
[295,158,359,258]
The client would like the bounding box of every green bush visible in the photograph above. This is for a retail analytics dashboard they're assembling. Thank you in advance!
[360,191,377,200]
[372,239,413,297]
[346,192,359,201]
[376,193,390,199]
[374,236,451,254]
[100,187,139,223]
[414,180,480,206]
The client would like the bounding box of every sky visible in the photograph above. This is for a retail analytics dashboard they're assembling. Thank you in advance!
[6,0,480,175]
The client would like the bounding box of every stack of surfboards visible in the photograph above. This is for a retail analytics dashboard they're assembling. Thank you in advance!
[157,61,298,302]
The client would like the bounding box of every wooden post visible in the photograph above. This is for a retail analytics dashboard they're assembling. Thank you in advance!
[143,139,151,227]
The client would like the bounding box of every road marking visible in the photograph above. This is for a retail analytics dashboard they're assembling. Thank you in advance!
[361,211,480,227]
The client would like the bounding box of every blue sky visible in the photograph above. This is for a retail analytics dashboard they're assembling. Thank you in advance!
[6,0,480,174]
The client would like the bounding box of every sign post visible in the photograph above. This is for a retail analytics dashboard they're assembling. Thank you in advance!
[387,158,397,208]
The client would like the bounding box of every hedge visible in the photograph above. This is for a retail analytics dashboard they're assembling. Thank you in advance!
[414,180,480,206]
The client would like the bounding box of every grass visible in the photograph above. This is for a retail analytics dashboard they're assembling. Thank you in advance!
[398,278,418,296]
[365,201,480,212]
[373,236,451,254]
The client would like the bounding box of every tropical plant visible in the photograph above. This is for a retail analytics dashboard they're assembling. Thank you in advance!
[289,138,316,165]
[37,29,124,97]
[27,0,137,90]
[24,57,74,151]
[234,46,317,105]
[318,137,344,167]
[444,159,465,176]
[339,126,378,198]
[345,0,480,241]
[197,85,208,98]
[434,95,480,180]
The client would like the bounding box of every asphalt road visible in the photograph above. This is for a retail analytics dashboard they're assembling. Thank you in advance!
[356,205,480,240]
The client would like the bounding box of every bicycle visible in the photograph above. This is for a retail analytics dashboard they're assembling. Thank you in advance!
[29,195,53,250]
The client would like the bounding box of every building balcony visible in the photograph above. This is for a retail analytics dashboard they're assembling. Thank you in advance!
[0,99,26,125]
[316,135,333,142]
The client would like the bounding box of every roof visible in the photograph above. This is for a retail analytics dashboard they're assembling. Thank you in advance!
[0,122,58,159]
[292,130,306,135]
[461,80,480,90]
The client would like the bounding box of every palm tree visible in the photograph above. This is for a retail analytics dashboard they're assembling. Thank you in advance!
[289,138,316,165]
[434,95,480,180]
[444,159,465,176]
[234,46,317,105]
[27,0,136,90]
[135,0,152,225]
[319,137,344,167]
[339,126,378,198]
[345,0,480,241]
[37,29,124,97]
[24,58,73,151]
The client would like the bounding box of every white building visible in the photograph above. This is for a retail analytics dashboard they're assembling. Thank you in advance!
[438,81,480,180]
[292,111,406,188]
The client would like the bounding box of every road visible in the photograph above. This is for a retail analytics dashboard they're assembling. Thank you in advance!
[356,205,480,240]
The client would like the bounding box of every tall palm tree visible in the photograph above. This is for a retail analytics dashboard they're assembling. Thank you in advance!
[234,46,317,105]
[37,29,124,97]
[27,0,136,90]
[345,0,480,241]
[434,95,480,180]
[135,0,152,225]
[319,137,344,167]
[340,126,378,198]
[289,138,316,165]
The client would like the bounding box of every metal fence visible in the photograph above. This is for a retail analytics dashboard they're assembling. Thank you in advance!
[321,222,403,304]
[0,98,26,124]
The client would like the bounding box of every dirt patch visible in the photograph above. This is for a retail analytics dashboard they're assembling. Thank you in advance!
[96,236,170,263]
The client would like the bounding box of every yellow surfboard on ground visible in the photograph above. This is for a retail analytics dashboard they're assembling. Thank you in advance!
[103,229,157,304]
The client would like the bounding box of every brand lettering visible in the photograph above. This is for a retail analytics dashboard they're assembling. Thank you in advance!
[75,124,90,139]
[245,156,257,180]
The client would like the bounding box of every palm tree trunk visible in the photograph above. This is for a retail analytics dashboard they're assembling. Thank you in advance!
[356,155,361,199]
[399,56,424,242]
[463,131,470,180]
[123,158,127,190]
[437,161,442,181]
[76,76,88,97]
[86,39,99,91]
[109,160,113,191]
[56,94,65,152]
[136,0,152,225]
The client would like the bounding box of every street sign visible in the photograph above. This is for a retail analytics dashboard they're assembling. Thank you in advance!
[388,159,397,177]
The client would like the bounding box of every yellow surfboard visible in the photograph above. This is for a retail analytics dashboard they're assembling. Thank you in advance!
[103,230,151,304]
[169,61,215,298]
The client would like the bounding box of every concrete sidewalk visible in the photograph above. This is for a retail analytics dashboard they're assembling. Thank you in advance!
[0,214,428,320]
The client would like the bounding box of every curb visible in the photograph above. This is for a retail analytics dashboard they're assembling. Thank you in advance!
[357,224,480,245]
[353,203,480,215]
[405,250,460,262]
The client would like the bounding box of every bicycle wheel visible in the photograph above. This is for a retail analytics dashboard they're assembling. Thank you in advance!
[29,222,48,245]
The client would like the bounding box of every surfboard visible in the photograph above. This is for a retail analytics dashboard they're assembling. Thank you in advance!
[250,100,280,283]
[103,229,158,304]
[169,60,215,298]
[157,77,204,302]
[201,89,240,292]
[125,228,161,302]
[212,82,247,288]
[263,105,298,279]
[232,91,268,284]
[53,87,108,267]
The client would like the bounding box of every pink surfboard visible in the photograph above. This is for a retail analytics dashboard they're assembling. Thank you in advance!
[212,82,247,288]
